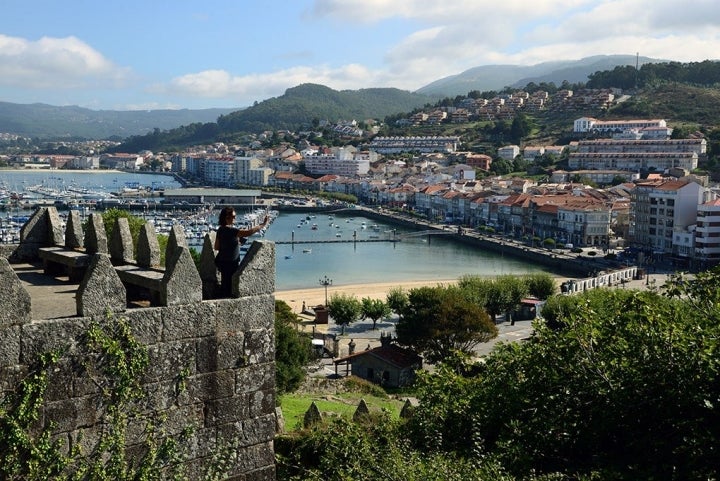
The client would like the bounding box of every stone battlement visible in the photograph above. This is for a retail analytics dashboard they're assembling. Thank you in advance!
[0,207,277,480]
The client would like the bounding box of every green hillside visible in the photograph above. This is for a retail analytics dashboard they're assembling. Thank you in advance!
[608,83,720,125]
[216,83,436,133]
[0,101,237,139]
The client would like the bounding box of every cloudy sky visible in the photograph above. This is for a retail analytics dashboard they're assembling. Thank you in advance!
[1,0,719,111]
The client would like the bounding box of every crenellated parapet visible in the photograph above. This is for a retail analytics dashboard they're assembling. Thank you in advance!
[0,206,278,480]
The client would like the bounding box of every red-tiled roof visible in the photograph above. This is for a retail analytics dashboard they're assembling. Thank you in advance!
[334,344,422,368]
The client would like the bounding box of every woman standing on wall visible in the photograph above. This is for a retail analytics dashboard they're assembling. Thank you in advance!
[214,206,269,298]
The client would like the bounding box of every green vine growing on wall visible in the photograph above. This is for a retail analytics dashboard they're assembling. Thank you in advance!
[0,313,196,481]
[0,350,70,480]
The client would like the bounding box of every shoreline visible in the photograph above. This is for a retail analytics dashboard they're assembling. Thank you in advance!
[275,279,459,313]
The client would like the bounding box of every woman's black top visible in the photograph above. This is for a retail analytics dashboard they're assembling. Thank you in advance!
[215,225,242,267]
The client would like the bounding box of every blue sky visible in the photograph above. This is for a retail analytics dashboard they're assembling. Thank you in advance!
[1,0,719,111]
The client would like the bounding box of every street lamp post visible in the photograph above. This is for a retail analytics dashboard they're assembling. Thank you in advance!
[319,275,332,306]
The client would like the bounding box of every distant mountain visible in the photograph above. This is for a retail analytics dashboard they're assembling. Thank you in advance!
[215,83,436,133]
[0,101,239,140]
[416,55,666,97]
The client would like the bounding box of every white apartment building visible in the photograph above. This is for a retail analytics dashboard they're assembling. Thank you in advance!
[497,145,520,161]
[573,117,667,133]
[204,157,236,186]
[557,204,611,247]
[234,156,262,184]
[568,152,698,172]
[369,136,460,154]
[247,167,273,186]
[631,179,708,255]
[694,198,720,267]
[304,151,370,176]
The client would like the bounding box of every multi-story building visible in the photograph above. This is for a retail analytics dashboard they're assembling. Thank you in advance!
[497,145,520,161]
[567,138,706,172]
[694,198,720,267]
[630,179,709,255]
[368,136,460,154]
[234,156,262,184]
[204,157,236,186]
[303,150,371,176]
[573,117,667,134]
[557,203,612,247]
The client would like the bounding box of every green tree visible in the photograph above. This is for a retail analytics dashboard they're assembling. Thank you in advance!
[490,158,512,176]
[395,285,497,364]
[522,272,557,300]
[459,275,527,323]
[327,293,363,335]
[361,297,391,330]
[386,286,409,319]
[275,300,312,394]
[408,280,720,479]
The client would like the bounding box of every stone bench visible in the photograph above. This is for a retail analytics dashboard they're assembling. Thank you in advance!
[114,264,166,306]
[22,208,108,283]
[37,246,92,282]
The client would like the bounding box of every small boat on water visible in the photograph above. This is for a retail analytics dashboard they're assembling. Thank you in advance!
[302,248,312,253]
[285,255,293,259]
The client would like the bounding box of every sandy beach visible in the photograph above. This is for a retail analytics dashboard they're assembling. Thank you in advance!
[274,271,671,315]
[275,279,459,313]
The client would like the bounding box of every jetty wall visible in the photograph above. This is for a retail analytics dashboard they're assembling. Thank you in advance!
[0,207,277,480]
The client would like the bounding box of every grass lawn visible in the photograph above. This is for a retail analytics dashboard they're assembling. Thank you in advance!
[279,384,409,432]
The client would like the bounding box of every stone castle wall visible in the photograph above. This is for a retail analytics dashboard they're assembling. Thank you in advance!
[0,207,277,480]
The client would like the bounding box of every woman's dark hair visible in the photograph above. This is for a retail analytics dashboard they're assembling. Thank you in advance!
[218,207,235,226]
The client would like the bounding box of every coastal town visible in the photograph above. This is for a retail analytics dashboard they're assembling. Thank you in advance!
[2,104,717,272]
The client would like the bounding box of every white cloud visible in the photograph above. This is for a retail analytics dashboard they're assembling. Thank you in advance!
[0,34,130,89]
[156,64,388,106]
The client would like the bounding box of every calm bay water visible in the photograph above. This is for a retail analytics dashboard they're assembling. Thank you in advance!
[0,170,181,193]
[264,210,550,290]
[1,170,550,290]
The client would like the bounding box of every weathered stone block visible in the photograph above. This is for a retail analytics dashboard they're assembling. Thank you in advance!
[162,246,202,306]
[136,222,161,267]
[19,207,50,244]
[187,371,236,404]
[143,340,196,384]
[20,318,92,364]
[84,213,108,255]
[204,395,250,427]
[109,217,134,264]
[44,395,100,433]
[124,308,163,345]
[235,362,274,394]
[235,442,276,477]
[166,224,188,261]
[44,358,76,402]
[196,332,247,373]
[65,210,84,249]
[77,254,126,317]
[234,240,275,298]
[213,295,274,332]
[248,389,275,419]
[0,257,31,328]
[218,413,276,448]
[162,301,218,342]
[243,329,275,365]
[46,206,65,246]
[0,325,22,367]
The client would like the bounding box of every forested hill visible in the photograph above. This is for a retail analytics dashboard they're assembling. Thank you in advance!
[113,84,437,152]
[215,84,436,133]
[0,102,237,140]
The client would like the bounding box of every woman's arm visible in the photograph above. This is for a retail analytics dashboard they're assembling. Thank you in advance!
[237,215,269,238]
